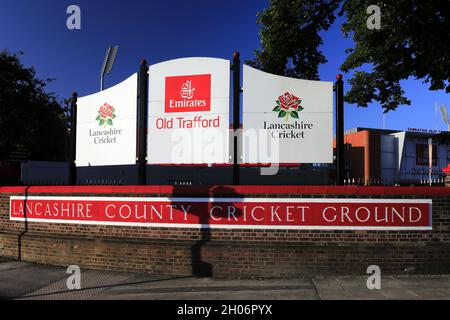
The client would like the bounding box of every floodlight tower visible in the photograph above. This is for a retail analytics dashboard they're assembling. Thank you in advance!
[100,45,119,91]
[440,104,450,132]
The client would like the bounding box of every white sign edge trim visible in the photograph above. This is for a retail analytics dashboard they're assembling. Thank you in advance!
[147,57,230,71]
[10,196,433,205]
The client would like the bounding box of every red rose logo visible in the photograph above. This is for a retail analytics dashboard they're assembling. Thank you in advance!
[100,103,114,118]
[96,103,116,127]
[273,92,304,122]
[279,92,299,111]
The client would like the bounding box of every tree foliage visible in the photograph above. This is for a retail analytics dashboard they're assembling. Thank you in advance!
[0,50,68,161]
[249,0,450,112]
[247,0,339,80]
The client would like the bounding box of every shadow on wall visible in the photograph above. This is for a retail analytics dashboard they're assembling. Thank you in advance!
[171,185,243,277]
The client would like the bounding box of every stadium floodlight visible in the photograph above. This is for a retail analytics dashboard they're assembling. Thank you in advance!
[439,104,450,131]
[100,45,119,91]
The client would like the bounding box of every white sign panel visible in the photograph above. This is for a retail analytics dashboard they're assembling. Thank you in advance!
[147,58,230,164]
[242,65,333,164]
[76,74,137,167]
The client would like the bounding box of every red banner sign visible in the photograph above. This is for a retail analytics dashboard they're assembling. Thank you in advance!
[10,197,432,230]
[165,74,211,113]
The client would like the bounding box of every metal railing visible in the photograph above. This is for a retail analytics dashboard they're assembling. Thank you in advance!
[342,177,446,187]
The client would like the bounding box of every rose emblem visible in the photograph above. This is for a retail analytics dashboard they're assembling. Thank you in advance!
[96,103,116,127]
[273,92,303,121]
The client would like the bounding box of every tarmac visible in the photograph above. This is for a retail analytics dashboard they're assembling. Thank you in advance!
[0,258,449,300]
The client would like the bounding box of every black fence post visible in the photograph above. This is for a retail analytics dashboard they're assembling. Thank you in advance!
[69,92,78,186]
[232,52,241,185]
[137,59,149,185]
[335,74,344,186]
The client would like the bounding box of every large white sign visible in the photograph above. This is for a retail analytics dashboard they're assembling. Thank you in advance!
[76,74,137,167]
[242,65,333,164]
[147,58,230,165]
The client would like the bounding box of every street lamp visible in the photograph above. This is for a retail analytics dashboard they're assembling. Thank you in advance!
[100,45,119,91]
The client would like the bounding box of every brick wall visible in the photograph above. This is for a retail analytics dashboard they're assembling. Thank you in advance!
[0,186,449,278]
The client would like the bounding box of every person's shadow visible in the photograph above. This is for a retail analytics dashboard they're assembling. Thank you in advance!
[171,185,243,277]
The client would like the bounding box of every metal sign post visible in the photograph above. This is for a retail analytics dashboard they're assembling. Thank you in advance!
[69,92,78,185]
[335,74,344,186]
[137,60,149,185]
[231,52,241,185]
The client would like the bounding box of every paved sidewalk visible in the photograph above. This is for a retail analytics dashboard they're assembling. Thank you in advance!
[0,260,449,300]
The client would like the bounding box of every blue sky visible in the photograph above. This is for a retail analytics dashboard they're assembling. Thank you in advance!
[1,0,448,132]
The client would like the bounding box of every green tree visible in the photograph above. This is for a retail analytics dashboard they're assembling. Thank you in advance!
[249,0,450,112]
[0,50,68,161]
[248,0,339,80]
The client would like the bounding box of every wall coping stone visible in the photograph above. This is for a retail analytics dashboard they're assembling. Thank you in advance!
[1,185,449,196]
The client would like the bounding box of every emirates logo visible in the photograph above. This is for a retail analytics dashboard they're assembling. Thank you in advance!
[165,74,211,113]
[180,80,196,100]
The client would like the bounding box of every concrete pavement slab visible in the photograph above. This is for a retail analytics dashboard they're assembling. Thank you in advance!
[344,288,386,300]
[314,277,387,300]
[311,277,343,290]
[408,288,450,300]
[0,263,68,299]
[314,289,351,300]
[378,288,421,300]
[390,275,450,289]
[0,261,29,272]
[94,275,318,300]
[95,288,319,300]
[21,270,134,300]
